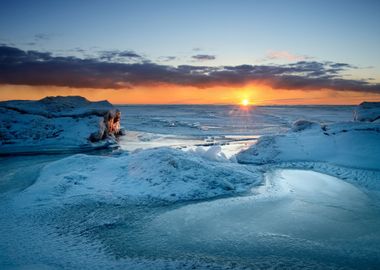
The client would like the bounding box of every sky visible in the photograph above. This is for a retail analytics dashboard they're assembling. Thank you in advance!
[0,0,380,104]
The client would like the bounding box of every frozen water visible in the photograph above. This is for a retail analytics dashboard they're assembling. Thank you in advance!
[117,105,354,158]
[1,104,379,269]
[354,101,380,122]
[17,148,261,206]
[142,170,380,269]
[237,120,380,170]
[0,96,117,155]
[2,167,378,269]
[119,105,354,136]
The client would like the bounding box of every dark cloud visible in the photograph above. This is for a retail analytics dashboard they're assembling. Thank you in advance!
[99,50,143,61]
[0,45,379,93]
[192,54,216,61]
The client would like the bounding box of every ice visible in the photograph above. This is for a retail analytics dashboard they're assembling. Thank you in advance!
[118,130,207,152]
[0,95,113,117]
[18,147,262,206]
[291,119,320,132]
[149,170,374,242]
[119,105,354,136]
[237,121,380,171]
[1,102,380,269]
[138,169,380,269]
[0,96,118,154]
[185,145,229,162]
[354,101,380,122]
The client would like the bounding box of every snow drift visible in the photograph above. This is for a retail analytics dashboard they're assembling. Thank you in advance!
[354,101,380,122]
[0,96,123,155]
[19,147,261,206]
[237,111,380,171]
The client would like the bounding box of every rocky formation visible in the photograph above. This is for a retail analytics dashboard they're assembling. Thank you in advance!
[89,109,125,142]
[354,102,380,122]
[0,96,124,155]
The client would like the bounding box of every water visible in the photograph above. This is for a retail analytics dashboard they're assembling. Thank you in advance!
[119,105,354,136]
[117,105,354,154]
[1,105,379,270]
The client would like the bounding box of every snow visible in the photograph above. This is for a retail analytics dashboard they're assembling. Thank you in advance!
[0,96,118,154]
[0,95,113,118]
[354,101,380,122]
[2,102,380,269]
[142,169,380,269]
[18,147,262,206]
[291,119,320,132]
[237,120,380,171]
[150,169,375,242]
[185,145,229,162]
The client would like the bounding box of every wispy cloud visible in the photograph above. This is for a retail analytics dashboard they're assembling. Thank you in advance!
[34,33,53,41]
[157,56,177,62]
[260,50,312,62]
[0,45,379,93]
[192,54,216,61]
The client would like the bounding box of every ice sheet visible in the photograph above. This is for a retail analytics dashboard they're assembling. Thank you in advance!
[1,104,379,270]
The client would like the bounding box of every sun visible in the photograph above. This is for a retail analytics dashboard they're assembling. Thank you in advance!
[241,99,250,106]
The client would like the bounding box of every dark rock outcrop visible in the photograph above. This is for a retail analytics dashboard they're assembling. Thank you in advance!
[89,109,125,142]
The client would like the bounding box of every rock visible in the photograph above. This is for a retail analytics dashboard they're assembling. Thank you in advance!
[354,102,380,122]
[89,109,124,142]
[105,109,122,136]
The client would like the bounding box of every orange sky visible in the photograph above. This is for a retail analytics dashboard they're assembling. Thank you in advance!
[1,84,380,105]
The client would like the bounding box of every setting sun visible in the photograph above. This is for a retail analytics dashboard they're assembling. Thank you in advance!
[241,99,250,106]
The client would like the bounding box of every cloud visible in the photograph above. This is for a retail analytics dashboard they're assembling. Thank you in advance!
[192,54,216,61]
[34,33,53,41]
[0,45,379,93]
[99,50,143,61]
[262,50,311,62]
[158,56,177,62]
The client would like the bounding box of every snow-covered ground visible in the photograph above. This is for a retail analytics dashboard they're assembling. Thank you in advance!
[237,120,380,170]
[17,148,261,207]
[1,102,380,269]
[354,101,380,122]
[144,170,380,269]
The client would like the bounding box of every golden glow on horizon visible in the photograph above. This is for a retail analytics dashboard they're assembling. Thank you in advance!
[0,84,380,105]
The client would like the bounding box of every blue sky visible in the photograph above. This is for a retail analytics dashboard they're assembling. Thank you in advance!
[1,0,379,70]
[1,0,380,104]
